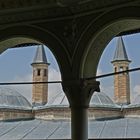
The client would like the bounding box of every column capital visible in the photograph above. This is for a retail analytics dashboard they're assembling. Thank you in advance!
[62,79,100,108]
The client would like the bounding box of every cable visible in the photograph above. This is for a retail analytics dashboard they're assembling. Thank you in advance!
[0,81,62,85]
[0,67,140,85]
[85,67,140,80]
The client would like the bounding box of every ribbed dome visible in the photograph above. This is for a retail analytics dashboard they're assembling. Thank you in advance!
[0,87,31,109]
[131,94,140,105]
[36,92,119,108]
[47,93,69,107]
[90,92,119,107]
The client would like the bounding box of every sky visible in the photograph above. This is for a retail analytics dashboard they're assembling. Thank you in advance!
[98,33,140,102]
[0,45,63,103]
[0,33,140,103]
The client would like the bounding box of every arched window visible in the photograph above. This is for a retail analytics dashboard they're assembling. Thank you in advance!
[119,66,123,72]
[115,67,117,72]
[44,69,47,76]
[126,67,129,75]
[119,66,124,75]
[37,69,41,76]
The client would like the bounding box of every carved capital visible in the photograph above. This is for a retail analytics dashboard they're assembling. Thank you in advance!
[62,79,100,108]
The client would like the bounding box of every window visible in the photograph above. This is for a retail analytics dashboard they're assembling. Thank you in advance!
[119,66,123,72]
[126,67,129,75]
[119,66,124,75]
[115,67,117,72]
[37,69,41,76]
[44,69,47,76]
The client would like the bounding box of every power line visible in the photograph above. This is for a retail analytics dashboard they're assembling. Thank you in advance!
[0,81,62,85]
[85,67,140,80]
[0,67,140,85]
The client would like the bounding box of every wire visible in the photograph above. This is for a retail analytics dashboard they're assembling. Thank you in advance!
[85,67,140,80]
[0,67,140,85]
[0,81,62,85]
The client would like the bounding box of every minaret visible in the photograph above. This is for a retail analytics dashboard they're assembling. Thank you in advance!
[111,37,131,105]
[31,45,49,106]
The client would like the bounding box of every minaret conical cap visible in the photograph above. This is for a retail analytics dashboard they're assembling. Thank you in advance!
[32,45,49,64]
[112,37,131,63]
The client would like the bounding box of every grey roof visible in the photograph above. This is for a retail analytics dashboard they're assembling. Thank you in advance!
[0,118,140,139]
[112,37,130,62]
[0,87,31,109]
[32,45,48,64]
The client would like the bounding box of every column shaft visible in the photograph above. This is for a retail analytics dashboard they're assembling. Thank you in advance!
[62,79,100,140]
[71,107,88,140]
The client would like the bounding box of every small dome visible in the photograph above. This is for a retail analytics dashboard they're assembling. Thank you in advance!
[90,92,118,107]
[0,87,31,109]
[130,94,140,106]
[35,92,119,109]
[47,93,69,106]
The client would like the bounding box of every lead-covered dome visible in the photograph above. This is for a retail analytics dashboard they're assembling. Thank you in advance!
[35,92,120,109]
[128,94,140,108]
[90,92,120,108]
[0,87,31,109]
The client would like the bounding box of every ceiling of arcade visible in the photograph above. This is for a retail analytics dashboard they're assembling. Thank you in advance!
[0,0,138,56]
[0,0,138,26]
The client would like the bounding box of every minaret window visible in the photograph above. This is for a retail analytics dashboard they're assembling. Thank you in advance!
[119,66,123,71]
[115,67,117,72]
[33,70,36,75]
[126,67,129,75]
[44,69,47,76]
[37,69,41,76]
[119,66,124,75]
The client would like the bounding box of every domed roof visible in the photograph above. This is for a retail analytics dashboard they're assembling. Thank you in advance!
[90,92,119,107]
[47,93,69,107]
[132,94,140,104]
[36,92,119,109]
[34,92,69,109]
[128,94,140,107]
[0,87,31,109]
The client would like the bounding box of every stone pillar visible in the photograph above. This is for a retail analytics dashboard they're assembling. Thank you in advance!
[63,79,100,140]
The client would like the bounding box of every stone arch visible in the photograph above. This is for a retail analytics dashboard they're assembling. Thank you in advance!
[0,25,70,80]
[79,6,140,79]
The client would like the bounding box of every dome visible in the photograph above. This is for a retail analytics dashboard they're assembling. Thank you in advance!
[90,92,119,107]
[0,87,31,109]
[47,92,69,107]
[36,92,119,108]
[128,94,140,107]
[132,94,140,104]
[34,92,69,109]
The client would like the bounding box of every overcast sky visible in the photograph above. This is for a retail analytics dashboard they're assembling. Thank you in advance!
[0,33,140,103]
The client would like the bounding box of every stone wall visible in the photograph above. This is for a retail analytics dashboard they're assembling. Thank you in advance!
[0,108,34,121]
[35,107,71,120]
[0,106,139,121]
[35,106,123,120]
[123,106,140,118]
[113,61,130,104]
[32,63,48,105]
[88,107,122,120]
